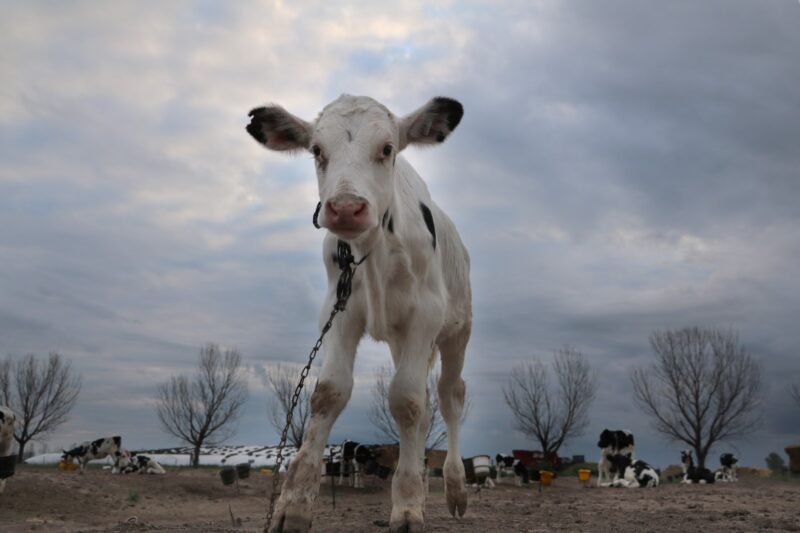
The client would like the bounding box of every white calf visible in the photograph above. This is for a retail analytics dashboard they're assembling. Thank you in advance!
[0,406,17,494]
[248,94,470,533]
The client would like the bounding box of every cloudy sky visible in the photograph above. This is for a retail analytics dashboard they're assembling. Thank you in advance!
[2,0,799,468]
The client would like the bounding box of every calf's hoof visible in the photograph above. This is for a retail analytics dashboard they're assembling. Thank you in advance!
[389,509,424,533]
[445,477,468,517]
[269,512,312,533]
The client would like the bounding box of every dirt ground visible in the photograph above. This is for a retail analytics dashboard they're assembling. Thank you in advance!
[1,466,799,532]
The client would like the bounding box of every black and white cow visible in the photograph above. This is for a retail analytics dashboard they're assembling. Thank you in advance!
[61,436,123,474]
[680,449,716,484]
[119,450,166,475]
[495,454,529,485]
[597,429,635,486]
[335,441,393,488]
[607,454,659,488]
[0,406,17,494]
[715,453,738,482]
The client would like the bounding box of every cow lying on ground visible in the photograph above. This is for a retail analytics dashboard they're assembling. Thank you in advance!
[606,454,660,488]
[597,429,635,486]
[681,449,716,484]
[61,436,123,474]
[715,453,738,482]
[495,454,529,485]
[0,406,17,494]
[119,450,166,475]
[248,94,470,533]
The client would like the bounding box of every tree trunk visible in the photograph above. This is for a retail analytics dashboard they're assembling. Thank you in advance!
[695,445,706,470]
[16,440,27,464]
[192,443,202,468]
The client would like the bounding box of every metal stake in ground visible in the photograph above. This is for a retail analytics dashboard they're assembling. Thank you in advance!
[263,241,367,533]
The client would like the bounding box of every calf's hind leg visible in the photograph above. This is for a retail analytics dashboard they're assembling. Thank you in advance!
[437,332,469,518]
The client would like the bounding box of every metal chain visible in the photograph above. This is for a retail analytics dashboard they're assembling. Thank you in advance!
[264,240,368,533]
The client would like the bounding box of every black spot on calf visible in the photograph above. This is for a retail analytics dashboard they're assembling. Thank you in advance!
[419,202,436,249]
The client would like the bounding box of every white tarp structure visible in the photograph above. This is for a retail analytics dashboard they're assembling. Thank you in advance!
[27,444,345,470]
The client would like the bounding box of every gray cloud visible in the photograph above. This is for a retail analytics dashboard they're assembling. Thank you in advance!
[1,1,798,467]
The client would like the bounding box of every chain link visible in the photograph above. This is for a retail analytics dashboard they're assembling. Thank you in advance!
[264,241,367,533]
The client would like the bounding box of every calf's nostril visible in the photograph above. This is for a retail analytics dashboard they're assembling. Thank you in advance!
[354,203,367,217]
[326,202,339,218]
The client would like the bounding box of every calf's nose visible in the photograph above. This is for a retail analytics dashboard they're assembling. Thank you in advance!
[325,200,368,226]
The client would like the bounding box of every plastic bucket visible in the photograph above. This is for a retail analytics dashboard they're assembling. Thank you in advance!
[578,469,591,482]
[236,462,251,480]
[539,470,554,486]
[220,466,237,485]
[58,460,78,472]
[472,455,491,482]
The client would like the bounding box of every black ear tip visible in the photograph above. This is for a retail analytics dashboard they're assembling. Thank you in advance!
[248,107,266,118]
[433,96,464,130]
[246,121,267,144]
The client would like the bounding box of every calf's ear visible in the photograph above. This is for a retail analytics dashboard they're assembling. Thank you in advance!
[399,97,463,149]
[247,105,313,152]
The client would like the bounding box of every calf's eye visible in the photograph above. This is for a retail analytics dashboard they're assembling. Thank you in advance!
[382,144,393,157]
[312,145,321,157]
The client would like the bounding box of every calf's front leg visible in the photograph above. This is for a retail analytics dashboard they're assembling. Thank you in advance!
[270,308,362,533]
[388,334,439,533]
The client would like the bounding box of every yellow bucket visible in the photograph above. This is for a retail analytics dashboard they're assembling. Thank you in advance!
[59,461,78,471]
[578,469,591,482]
[260,468,273,475]
[539,470,554,486]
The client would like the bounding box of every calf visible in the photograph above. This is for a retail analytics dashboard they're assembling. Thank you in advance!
[607,454,659,488]
[597,429,635,486]
[248,94,470,533]
[336,440,386,488]
[715,453,738,482]
[0,406,17,494]
[680,449,716,484]
[61,436,123,474]
[495,453,529,485]
[119,450,166,475]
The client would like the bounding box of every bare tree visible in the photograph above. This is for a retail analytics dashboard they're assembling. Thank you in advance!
[155,344,249,467]
[503,347,596,458]
[265,364,314,447]
[0,353,82,463]
[368,365,467,449]
[631,327,763,468]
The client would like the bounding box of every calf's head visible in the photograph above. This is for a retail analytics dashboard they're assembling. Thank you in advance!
[247,94,463,241]
[597,429,614,449]
[680,449,694,468]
